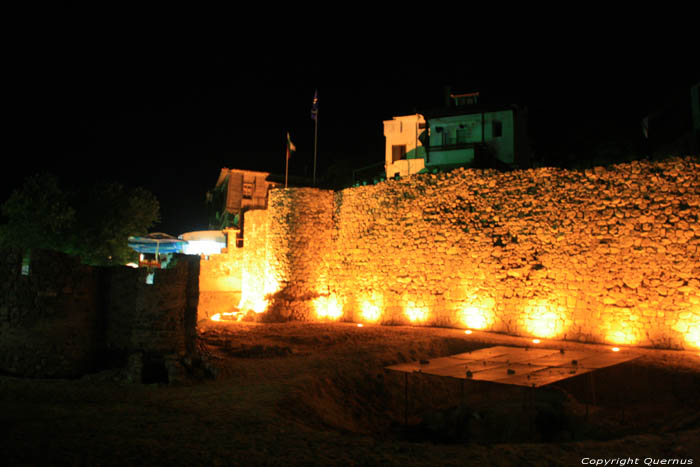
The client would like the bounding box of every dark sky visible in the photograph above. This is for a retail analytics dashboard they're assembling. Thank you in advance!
[5,17,699,235]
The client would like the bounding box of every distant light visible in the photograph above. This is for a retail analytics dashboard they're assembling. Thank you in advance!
[460,306,492,330]
[465,330,473,335]
[360,301,382,322]
[314,295,343,320]
[405,306,428,323]
[612,347,620,352]
[357,323,364,327]
[182,240,225,256]
[532,339,541,344]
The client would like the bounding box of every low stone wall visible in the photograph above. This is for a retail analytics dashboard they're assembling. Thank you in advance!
[198,238,242,320]
[238,157,700,349]
[0,249,102,377]
[0,249,199,379]
[104,255,199,356]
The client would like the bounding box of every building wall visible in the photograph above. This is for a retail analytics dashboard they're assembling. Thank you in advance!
[223,169,277,213]
[209,168,281,229]
[384,114,426,178]
[483,110,515,164]
[235,157,700,350]
[426,110,515,167]
[197,229,242,320]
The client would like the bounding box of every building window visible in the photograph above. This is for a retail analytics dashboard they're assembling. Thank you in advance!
[392,145,407,162]
[456,125,470,143]
[242,182,254,199]
[445,127,457,146]
[493,121,503,138]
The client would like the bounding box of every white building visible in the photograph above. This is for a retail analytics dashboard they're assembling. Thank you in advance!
[383,114,426,179]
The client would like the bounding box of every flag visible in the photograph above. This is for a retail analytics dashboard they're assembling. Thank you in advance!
[286,132,296,160]
[311,89,318,120]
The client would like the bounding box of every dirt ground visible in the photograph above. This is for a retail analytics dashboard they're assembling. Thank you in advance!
[2,321,700,466]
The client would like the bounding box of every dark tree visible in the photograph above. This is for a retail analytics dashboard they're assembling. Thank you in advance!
[0,173,75,252]
[67,181,161,266]
[1,174,160,266]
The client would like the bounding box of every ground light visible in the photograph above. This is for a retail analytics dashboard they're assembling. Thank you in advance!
[612,347,620,352]
[357,323,364,328]
[464,330,473,335]
[211,312,240,322]
[532,339,541,344]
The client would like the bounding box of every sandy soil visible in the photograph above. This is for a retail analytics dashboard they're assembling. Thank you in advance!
[2,321,699,466]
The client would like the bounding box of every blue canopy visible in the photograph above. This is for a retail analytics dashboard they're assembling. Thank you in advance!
[127,233,188,254]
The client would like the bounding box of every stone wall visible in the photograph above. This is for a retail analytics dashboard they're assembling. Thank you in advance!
[198,233,242,320]
[238,157,700,349]
[0,249,102,377]
[104,255,199,357]
[0,249,199,379]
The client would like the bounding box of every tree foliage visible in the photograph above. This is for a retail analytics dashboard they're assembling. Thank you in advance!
[0,173,75,252]
[0,174,160,266]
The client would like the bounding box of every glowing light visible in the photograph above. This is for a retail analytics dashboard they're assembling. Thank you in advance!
[612,347,620,352]
[524,302,565,338]
[674,316,700,349]
[179,231,226,255]
[239,294,270,314]
[405,303,429,323]
[314,295,343,320]
[359,294,383,322]
[181,240,225,256]
[606,328,637,345]
[238,258,279,315]
[251,299,268,314]
[458,295,495,331]
[210,311,242,322]
[465,330,473,335]
[532,339,541,344]
[459,306,492,330]
[357,323,364,328]
[685,325,700,349]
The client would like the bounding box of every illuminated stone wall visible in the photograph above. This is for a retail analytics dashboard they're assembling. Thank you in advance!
[263,189,335,320]
[236,157,700,349]
[198,231,243,320]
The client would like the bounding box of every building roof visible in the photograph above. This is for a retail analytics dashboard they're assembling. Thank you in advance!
[214,168,273,190]
[421,102,524,120]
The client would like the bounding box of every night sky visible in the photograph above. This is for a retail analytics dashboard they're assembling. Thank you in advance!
[5,18,698,235]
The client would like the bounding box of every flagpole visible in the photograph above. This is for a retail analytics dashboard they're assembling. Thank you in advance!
[285,135,289,189]
[311,90,319,186]
[313,110,318,186]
